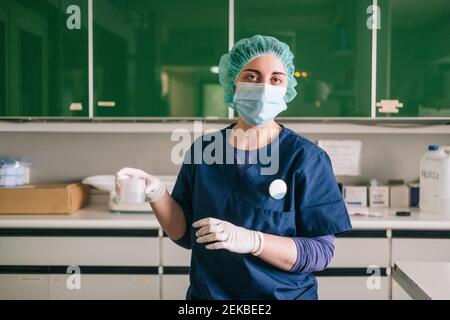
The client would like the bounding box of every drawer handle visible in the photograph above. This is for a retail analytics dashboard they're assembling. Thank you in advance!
[97,101,116,108]
[376,99,403,113]
[69,102,83,111]
[20,277,44,281]
[134,277,151,283]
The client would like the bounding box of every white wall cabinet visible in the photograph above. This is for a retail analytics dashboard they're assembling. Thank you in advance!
[330,238,389,268]
[162,237,191,266]
[48,274,159,300]
[161,237,191,300]
[0,236,159,266]
[1,229,449,300]
[161,275,190,300]
[0,274,49,300]
[317,277,389,300]
[392,239,450,263]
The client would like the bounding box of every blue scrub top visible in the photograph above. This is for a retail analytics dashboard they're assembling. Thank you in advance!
[171,124,352,300]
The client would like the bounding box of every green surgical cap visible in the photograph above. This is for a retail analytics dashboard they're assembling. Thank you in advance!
[218,35,298,108]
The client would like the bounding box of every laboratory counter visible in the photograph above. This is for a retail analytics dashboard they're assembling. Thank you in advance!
[0,203,449,300]
[0,204,449,231]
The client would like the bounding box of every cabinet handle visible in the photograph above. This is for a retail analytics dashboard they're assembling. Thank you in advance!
[376,99,404,113]
[97,101,116,108]
[69,102,83,111]
[133,276,151,283]
[20,277,44,281]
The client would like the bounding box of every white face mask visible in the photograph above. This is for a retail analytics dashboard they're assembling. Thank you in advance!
[233,82,287,126]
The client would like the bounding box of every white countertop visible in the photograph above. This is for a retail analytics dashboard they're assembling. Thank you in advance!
[349,207,450,230]
[0,204,449,230]
[0,204,160,229]
[393,262,450,300]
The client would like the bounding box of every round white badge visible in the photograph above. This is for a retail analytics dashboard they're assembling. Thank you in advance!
[269,179,287,200]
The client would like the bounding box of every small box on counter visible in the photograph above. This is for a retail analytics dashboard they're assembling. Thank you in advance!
[389,185,410,208]
[0,183,88,215]
[343,186,367,207]
[369,186,389,208]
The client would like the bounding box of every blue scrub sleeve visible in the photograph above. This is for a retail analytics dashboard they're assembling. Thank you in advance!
[170,161,194,250]
[295,151,352,237]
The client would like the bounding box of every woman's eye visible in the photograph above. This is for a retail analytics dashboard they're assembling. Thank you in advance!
[247,74,258,81]
[272,77,282,84]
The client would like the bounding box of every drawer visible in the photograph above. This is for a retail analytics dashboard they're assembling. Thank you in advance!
[0,274,49,300]
[0,237,159,266]
[162,237,191,266]
[317,276,389,300]
[392,238,450,263]
[329,238,389,268]
[162,274,190,300]
[49,274,159,300]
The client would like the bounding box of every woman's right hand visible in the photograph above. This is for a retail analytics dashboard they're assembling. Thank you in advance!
[115,167,166,203]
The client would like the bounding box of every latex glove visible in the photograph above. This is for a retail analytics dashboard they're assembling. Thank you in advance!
[193,217,264,256]
[115,167,166,203]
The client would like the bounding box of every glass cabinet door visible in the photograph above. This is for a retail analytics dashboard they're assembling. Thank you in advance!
[0,8,5,112]
[235,0,373,117]
[93,0,228,118]
[376,0,450,117]
[0,0,89,117]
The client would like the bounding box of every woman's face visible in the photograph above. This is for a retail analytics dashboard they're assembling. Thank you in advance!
[235,54,288,88]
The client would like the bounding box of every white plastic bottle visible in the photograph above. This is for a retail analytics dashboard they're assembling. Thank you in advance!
[420,145,450,214]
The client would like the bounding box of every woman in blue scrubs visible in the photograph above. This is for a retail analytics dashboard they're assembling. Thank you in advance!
[116,35,352,300]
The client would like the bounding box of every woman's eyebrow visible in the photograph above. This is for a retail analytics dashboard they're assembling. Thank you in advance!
[242,68,262,74]
[242,69,286,76]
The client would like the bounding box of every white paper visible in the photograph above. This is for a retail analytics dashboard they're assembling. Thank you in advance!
[318,140,362,176]
[345,205,369,216]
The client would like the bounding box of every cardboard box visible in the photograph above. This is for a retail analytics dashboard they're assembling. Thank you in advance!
[369,186,390,208]
[343,186,368,207]
[390,185,410,208]
[0,183,89,215]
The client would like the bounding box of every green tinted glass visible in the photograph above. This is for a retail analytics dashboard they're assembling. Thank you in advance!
[235,0,373,117]
[377,0,450,117]
[0,0,88,117]
[0,14,6,111]
[93,0,228,117]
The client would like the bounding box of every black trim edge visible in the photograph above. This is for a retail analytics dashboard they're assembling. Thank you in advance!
[392,230,450,239]
[338,230,387,238]
[160,267,387,277]
[0,266,50,274]
[0,266,159,274]
[314,267,388,277]
[163,266,191,275]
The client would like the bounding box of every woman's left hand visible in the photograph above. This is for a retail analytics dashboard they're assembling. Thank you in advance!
[193,217,264,255]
